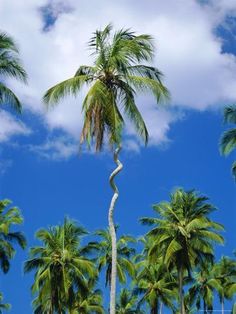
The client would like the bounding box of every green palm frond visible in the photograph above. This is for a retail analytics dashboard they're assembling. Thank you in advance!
[223,105,236,124]
[0,31,27,112]
[43,75,90,106]
[127,75,170,103]
[0,82,22,112]
[25,218,96,313]
[220,105,236,179]
[220,128,236,155]
[44,24,169,151]
[0,199,26,274]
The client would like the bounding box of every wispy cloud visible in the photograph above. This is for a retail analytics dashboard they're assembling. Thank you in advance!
[29,135,78,160]
[0,110,31,143]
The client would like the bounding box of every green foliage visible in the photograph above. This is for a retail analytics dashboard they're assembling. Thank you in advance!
[134,261,177,313]
[0,293,10,313]
[24,218,97,313]
[0,31,27,112]
[88,227,136,287]
[140,188,224,313]
[220,104,236,179]
[0,199,26,274]
[44,24,169,151]
[213,256,236,304]
[69,279,104,314]
[116,288,144,314]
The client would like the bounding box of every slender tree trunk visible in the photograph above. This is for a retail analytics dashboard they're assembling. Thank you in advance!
[178,265,185,314]
[221,298,224,314]
[108,146,123,314]
[160,302,163,314]
[151,306,158,314]
[203,300,207,314]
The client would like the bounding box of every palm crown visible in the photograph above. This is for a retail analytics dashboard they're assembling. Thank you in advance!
[0,199,26,274]
[24,218,96,313]
[220,105,236,178]
[44,24,169,151]
[0,31,27,112]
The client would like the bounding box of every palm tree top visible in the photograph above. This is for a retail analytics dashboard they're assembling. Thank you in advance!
[44,24,169,151]
[223,105,236,124]
[0,31,27,113]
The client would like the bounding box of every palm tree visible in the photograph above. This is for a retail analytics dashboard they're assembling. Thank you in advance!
[220,105,236,178]
[43,24,169,314]
[115,288,144,314]
[134,262,176,314]
[187,263,220,313]
[140,188,224,314]
[24,218,96,314]
[69,279,104,314]
[0,31,27,112]
[0,199,26,274]
[88,227,136,287]
[213,256,236,314]
[0,293,10,313]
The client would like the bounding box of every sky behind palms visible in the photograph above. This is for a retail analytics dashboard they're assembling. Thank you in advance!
[0,0,235,313]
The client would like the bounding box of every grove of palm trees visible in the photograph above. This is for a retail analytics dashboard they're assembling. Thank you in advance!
[0,1,236,314]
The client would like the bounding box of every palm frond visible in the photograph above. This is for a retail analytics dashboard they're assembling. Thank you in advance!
[0,82,22,112]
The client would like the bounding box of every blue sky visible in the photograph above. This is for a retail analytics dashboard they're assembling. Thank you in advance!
[0,0,236,313]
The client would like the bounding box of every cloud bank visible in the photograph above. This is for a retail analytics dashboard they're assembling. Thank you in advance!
[0,0,236,156]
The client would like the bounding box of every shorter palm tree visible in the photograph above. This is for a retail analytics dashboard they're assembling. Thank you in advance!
[0,199,26,273]
[220,104,236,178]
[213,256,236,314]
[69,279,104,314]
[0,31,27,112]
[88,227,136,287]
[0,293,10,313]
[140,189,224,314]
[187,263,220,313]
[116,288,144,314]
[134,261,176,314]
[24,218,96,314]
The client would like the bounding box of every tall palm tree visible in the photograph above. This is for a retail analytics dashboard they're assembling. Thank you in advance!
[24,218,96,314]
[115,288,144,314]
[43,24,169,314]
[220,105,236,179]
[0,199,26,274]
[0,31,27,112]
[88,227,136,287]
[140,189,224,314]
[213,256,236,314]
[0,293,10,313]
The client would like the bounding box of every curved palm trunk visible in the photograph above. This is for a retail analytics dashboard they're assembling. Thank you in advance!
[108,146,123,314]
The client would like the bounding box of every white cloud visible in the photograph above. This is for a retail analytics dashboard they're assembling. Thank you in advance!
[0,0,236,153]
[29,135,78,160]
[0,110,31,142]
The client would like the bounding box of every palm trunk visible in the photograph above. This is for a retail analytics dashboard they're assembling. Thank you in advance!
[108,146,123,314]
[178,265,185,314]
[151,306,158,314]
[203,300,207,314]
[221,298,224,314]
[159,302,163,314]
